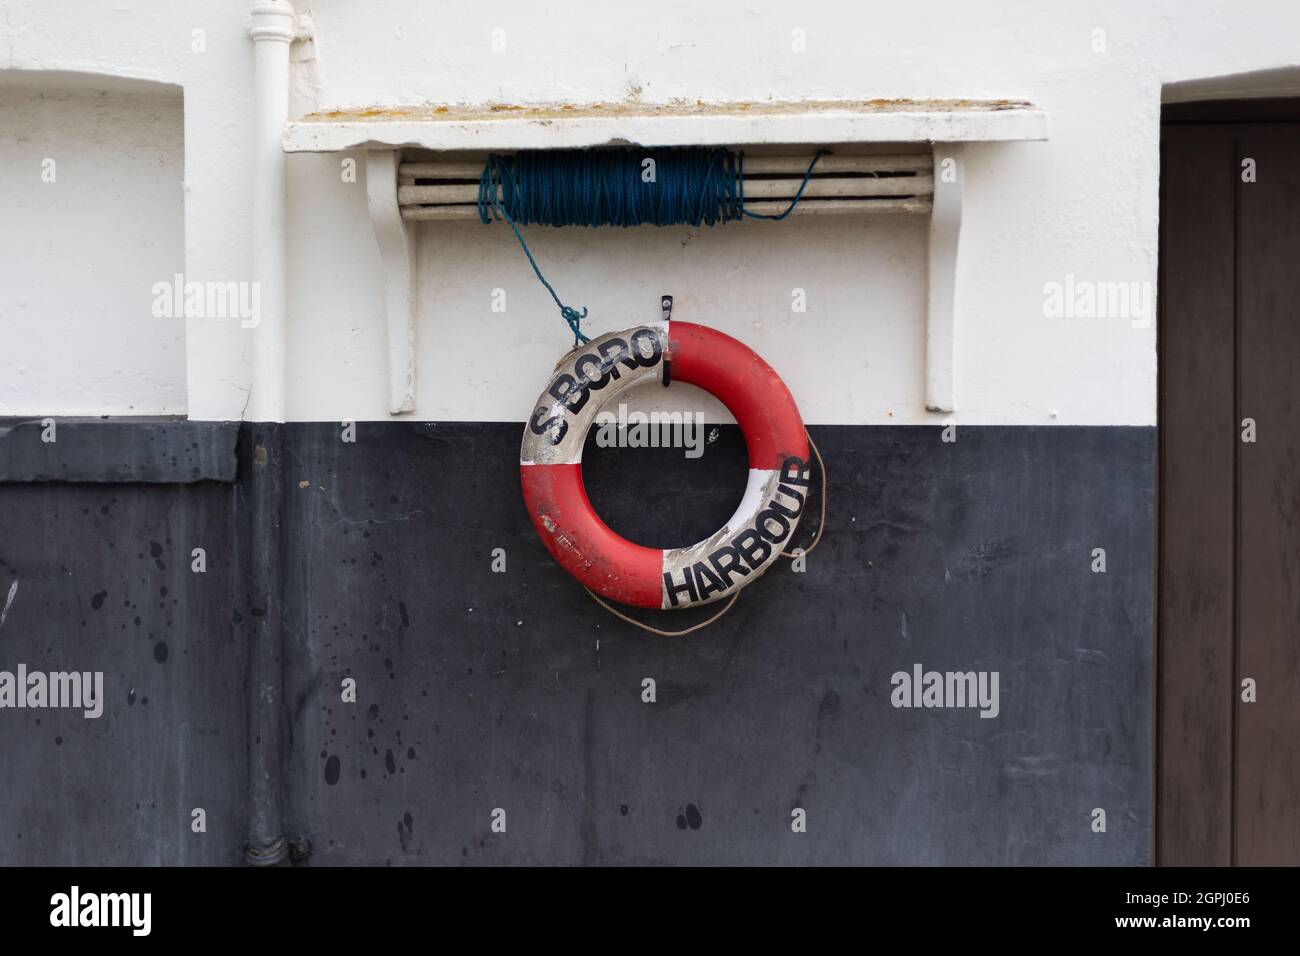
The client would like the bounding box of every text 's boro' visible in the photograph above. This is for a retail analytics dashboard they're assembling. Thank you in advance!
[663,455,811,606]
[529,327,664,446]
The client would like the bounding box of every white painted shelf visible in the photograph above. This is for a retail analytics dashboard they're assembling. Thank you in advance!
[283,99,1048,152]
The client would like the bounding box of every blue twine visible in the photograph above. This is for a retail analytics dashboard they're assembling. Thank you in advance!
[479,148,827,345]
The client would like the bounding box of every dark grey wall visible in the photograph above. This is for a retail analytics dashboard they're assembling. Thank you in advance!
[0,479,246,865]
[0,422,1154,865]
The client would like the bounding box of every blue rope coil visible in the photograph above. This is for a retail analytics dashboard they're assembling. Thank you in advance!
[478,147,826,344]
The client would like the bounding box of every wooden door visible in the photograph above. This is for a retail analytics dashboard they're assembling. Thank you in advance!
[1159,102,1300,865]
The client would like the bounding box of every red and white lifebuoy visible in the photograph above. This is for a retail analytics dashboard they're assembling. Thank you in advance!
[520,317,810,609]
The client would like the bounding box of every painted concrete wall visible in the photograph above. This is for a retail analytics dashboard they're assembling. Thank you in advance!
[0,420,1154,865]
[0,76,186,415]
[1,0,258,423]
[3,0,1299,423]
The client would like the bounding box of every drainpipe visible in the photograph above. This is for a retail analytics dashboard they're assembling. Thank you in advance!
[249,0,293,423]
[245,0,295,867]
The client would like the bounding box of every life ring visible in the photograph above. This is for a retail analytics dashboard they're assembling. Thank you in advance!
[520,317,810,609]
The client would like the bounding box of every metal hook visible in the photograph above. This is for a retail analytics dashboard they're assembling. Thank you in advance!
[660,295,674,387]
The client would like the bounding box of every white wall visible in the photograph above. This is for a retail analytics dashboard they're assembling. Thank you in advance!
[4,0,1300,424]
[0,76,185,415]
[0,0,258,422]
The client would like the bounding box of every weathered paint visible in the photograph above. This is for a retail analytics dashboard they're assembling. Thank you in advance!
[283,98,1050,153]
[0,418,238,483]
[0,420,1155,865]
